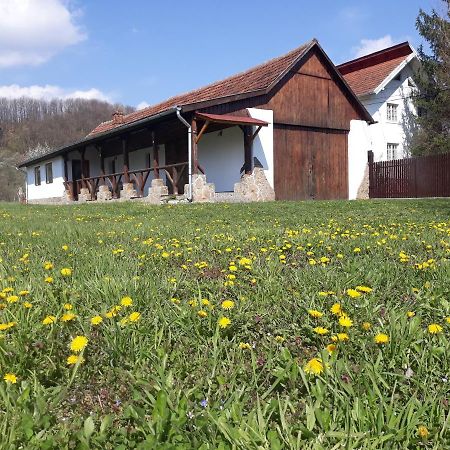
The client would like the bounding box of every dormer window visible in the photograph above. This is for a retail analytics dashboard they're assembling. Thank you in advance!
[386,103,398,122]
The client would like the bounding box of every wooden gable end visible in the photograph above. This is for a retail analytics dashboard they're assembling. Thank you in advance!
[264,48,363,131]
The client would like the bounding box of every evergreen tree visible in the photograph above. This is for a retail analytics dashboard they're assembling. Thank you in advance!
[412,1,450,155]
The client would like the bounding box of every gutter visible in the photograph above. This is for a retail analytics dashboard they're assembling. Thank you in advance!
[175,107,193,202]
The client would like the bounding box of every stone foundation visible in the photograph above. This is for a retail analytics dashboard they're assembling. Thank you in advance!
[77,187,91,202]
[62,189,74,203]
[233,167,275,202]
[184,174,215,203]
[97,184,112,201]
[120,182,137,200]
[356,165,370,199]
[145,178,169,204]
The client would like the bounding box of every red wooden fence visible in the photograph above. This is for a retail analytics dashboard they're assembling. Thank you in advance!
[369,151,450,198]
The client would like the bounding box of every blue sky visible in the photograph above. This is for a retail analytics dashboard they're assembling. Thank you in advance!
[0,0,436,109]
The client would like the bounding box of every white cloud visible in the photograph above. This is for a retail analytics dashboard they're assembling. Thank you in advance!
[353,35,396,58]
[136,101,150,110]
[0,84,111,102]
[0,0,86,68]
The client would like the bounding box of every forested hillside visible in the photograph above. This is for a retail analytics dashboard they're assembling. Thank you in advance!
[0,98,133,201]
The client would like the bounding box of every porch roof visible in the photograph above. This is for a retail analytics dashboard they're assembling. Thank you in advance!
[195,112,269,127]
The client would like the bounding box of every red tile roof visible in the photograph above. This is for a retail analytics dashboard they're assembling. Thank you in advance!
[337,42,413,96]
[89,41,313,136]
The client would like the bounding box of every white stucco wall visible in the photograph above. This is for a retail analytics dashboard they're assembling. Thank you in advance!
[198,108,274,192]
[26,156,65,200]
[348,61,417,199]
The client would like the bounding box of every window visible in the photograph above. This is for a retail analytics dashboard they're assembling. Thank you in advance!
[45,162,53,184]
[34,166,41,186]
[386,103,398,122]
[387,143,398,160]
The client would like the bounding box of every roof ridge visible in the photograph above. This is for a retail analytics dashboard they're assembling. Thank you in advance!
[337,41,412,70]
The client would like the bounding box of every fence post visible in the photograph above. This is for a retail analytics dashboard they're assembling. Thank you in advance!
[368,150,374,198]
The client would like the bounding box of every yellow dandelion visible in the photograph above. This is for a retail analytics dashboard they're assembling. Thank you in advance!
[275,335,285,343]
[407,311,416,318]
[218,317,231,329]
[330,303,342,315]
[3,373,17,384]
[428,323,443,334]
[120,296,133,307]
[374,333,389,344]
[42,315,56,325]
[44,277,54,284]
[346,289,361,298]
[304,358,324,375]
[308,309,323,318]
[201,299,210,306]
[129,312,141,322]
[43,262,54,270]
[197,310,208,318]
[355,285,372,293]
[6,295,19,303]
[417,425,429,439]
[362,322,372,331]
[221,300,235,310]
[63,303,73,310]
[19,290,30,296]
[60,268,72,277]
[239,342,251,350]
[67,354,84,365]
[326,343,336,354]
[339,315,353,327]
[61,313,76,322]
[313,326,329,335]
[91,315,103,325]
[70,335,88,353]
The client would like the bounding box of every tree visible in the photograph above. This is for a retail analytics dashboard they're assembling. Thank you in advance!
[411,1,450,156]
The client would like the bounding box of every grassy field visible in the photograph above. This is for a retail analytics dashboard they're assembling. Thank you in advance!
[0,199,449,449]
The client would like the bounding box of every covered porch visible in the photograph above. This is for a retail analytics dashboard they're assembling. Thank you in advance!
[61,109,273,203]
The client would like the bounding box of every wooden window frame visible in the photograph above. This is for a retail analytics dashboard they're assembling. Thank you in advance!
[387,143,398,161]
[386,103,398,122]
[45,162,53,184]
[34,166,41,186]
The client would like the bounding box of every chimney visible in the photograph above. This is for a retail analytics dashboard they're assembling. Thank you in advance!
[112,110,124,125]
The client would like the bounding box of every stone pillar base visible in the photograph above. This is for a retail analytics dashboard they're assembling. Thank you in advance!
[62,189,74,203]
[184,174,215,203]
[97,184,112,201]
[120,182,137,200]
[78,187,91,202]
[145,178,169,204]
[233,167,275,202]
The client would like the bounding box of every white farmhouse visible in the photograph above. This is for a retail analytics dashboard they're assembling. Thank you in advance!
[337,42,420,199]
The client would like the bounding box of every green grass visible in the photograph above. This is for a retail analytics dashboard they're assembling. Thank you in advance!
[0,199,449,449]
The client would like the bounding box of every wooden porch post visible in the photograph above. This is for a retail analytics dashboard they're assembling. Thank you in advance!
[368,150,374,199]
[63,154,69,180]
[122,136,129,183]
[244,125,254,174]
[80,147,86,188]
[191,117,199,174]
[98,145,106,185]
[152,131,159,179]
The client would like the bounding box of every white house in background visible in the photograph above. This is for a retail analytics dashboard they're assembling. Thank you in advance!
[337,42,420,199]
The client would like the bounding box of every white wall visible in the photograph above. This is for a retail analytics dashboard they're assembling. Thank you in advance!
[348,62,416,199]
[198,108,274,192]
[26,156,65,200]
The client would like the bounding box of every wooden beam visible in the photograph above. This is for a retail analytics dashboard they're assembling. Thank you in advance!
[251,126,263,142]
[152,131,159,179]
[191,117,199,174]
[63,154,68,180]
[122,136,129,183]
[243,126,253,175]
[195,120,210,144]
